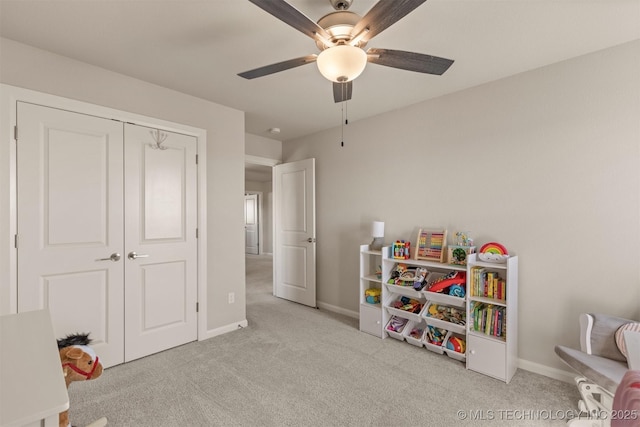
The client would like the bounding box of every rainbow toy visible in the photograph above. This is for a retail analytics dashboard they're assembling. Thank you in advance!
[478,242,509,263]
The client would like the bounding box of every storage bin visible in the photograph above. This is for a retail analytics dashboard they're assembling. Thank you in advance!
[423,324,447,354]
[443,331,467,362]
[402,320,425,348]
[422,301,466,334]
[385,295,424,323]
[385,316,408,341]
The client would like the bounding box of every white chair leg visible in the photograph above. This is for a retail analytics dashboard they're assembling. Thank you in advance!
[573,378,613,426]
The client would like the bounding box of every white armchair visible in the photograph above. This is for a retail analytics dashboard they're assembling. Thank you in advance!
[555,313,639,426]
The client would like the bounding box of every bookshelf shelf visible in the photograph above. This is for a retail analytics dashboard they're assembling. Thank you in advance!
[359,245,384,338]
[468,329,507,343]
[466,253,518,383]
[468,296,507,307]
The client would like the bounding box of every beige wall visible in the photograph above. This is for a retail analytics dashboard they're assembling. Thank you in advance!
[0,38,246,332]
[246,133,282,160]
[283,40,640,375]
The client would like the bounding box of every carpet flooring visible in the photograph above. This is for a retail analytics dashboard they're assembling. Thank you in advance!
[67,254,581,426]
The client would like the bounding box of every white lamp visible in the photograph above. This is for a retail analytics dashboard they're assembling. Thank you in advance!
[371,221,384,251]
[316,44,367,83]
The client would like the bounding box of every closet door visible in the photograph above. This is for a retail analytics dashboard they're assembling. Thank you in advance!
[16,102,125,367]
[123,124,198,362]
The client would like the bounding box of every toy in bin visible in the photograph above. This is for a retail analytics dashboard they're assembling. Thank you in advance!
[426,325,446,346]
[425,271,466,298]
[387,316,408,333]
[365,288,381,304]
[446,335,466,354]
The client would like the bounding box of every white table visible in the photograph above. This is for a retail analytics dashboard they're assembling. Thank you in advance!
[0,309,69,427]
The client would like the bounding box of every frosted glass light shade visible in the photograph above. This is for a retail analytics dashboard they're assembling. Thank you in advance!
[316,45,367,83]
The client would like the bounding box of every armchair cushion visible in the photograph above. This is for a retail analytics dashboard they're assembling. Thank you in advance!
[615,323,640,359]
[589,314,630,362]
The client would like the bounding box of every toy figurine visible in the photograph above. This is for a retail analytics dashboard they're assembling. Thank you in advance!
[57,333,107,427]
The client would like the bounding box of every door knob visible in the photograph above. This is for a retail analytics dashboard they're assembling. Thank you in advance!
[307,237,316,243]
[128,251,149,260]
[97,253,121,262]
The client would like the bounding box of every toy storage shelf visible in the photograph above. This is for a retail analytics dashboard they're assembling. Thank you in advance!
[380,245,470,364]
[366,245,518,384]
[359,245,383,338]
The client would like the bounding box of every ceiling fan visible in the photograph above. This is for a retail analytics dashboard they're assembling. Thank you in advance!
[238,0,454,103]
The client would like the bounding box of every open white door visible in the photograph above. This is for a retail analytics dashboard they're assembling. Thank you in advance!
[244,194,259,254]
[273,158,316,307]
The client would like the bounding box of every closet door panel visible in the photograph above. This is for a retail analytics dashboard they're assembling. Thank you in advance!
[123,124,198,362]
[16,102,125,368]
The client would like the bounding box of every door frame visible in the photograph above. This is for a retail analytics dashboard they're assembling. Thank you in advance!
[245,154,279,257]
[0,84,209,341]
[244,191,262,255]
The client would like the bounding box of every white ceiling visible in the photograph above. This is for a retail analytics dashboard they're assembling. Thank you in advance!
[1,0,639,142]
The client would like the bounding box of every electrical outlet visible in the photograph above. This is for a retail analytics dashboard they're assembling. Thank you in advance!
[228,292,235,304]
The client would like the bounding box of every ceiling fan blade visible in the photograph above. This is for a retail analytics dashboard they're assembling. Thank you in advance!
[367,48,454,75]
[352,0,427,44]
[333,81,353,103]
[249,0,331,42]
[238,55,317,79]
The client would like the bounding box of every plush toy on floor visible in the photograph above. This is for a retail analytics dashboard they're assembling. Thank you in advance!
[57,333,107,427]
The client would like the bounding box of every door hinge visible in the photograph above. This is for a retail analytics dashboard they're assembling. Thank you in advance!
[196,302,199,313]
[196,228,198,238]
[13,126,17,141]
[14,234,18,249]
[195,154,198,164]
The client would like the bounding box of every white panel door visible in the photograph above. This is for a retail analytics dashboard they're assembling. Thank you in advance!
[245,194,259,254]
[16,102,125,368]
[273,159,316,307]
[123,124,198,362]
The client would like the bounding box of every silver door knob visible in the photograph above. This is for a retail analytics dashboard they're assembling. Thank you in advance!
[307,237,316,243]
[128,251,149,260]
[98,253,121,262]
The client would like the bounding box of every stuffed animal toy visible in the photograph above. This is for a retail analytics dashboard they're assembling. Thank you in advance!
[57,333,106,427]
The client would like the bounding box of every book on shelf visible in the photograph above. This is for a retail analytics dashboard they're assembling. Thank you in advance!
[470,266,506,301]
[471,301,507,339]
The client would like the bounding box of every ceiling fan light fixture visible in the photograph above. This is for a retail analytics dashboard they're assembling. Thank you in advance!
[316,44,367,83]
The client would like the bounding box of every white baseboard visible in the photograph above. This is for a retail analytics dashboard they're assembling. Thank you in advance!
[318,301,359,319]
[517,358,576,384]
[199,319,248,341]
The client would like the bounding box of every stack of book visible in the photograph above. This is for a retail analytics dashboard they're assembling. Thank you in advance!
[470,302,506,339]
[470,266,506,301]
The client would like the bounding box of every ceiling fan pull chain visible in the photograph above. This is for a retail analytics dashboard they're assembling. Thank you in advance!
[345,100,348,125]
[340,100,344,147]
